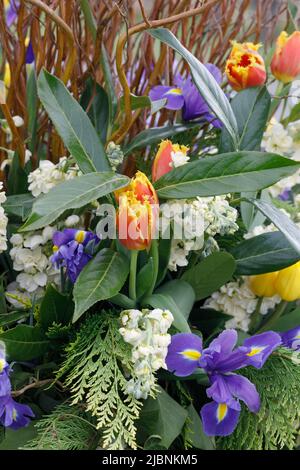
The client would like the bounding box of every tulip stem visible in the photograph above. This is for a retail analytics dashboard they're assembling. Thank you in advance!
[129,250,138,301]
[256,300,288,333]
[144,239,159,299]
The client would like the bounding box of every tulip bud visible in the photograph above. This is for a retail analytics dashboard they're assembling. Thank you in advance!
[225,41,266,91]
[152,140,189,182]
[271,31,300,84]
[3,63,11,89]
[250,272,279,298]
[116,171,158,251]
[274,261,300,302]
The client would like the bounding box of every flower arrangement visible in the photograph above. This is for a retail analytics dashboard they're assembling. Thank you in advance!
[1,0,300,452]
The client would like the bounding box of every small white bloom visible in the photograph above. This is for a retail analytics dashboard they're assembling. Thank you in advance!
[65,215,80,227]
[170,149,190,168]
[12,115,24,127]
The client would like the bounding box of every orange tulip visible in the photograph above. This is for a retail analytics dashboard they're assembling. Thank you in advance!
[271,31,300,84]
[152,140,189,182]
[116,171,158,250]
[225,41,266,91]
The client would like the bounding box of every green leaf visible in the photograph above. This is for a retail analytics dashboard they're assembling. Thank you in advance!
[101,45,118,128]
[138,386,188,449]
[20,172,129,231]
[186,404,215,450]
[120,93,151,111]
[7,152,28,196]
[272,307,300,332]
[80,78,109,143]
[230,231,300,275]
[148,28,239,148]
[182,252,236,300]
[155,280,195,319]
[0,311,30,327]
[247,198,300,254]
[282,102,300,126]
[37,69,110,173]
[0,325,50,361]
[190,308,231,336]
[40,284,74,330]
[123,123,201,155]
[136,258,154,299]
[142,293,190,333]
[26,68,38,152]
[220,86,271,152]
[73,248,129,322]
[0,423,38,450]
[154,151,300,199]
[3,193,34,220]
[156,237,171,285]
[240,189,270,231]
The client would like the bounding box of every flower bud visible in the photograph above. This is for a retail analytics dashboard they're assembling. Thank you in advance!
[225,41,266,91]
[271,31,300,84]
[152,140,189,182]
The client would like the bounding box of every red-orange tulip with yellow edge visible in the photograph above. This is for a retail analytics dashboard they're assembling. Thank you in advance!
[250,272,279,298]
[225,41,266,91]
[274,261,300,302]
[152,140,189,182]
[116,171,158,251]
[271,31,300,84]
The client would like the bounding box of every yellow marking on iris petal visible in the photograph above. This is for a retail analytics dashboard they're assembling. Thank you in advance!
[166,88,182,95]
[75,230,85,243]
[52,245,58,253]
[0,358,5,373]
[12,408,18,421]
[246,346,265,357]
[217,403,228,423]
[4,0,9,8]
[180,349,201,361]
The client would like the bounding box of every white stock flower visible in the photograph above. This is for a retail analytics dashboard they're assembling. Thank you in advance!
[12,115,24,127]
[28,157,80,197]
[65,215,80,227]
[205,278,281,332]
[120,308,173,399]
[262,118,293,155]
[170,149,190,168]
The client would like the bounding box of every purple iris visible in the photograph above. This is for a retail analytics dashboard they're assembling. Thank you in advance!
[149,64,223,127]
[280,326,300,351]
[0,349,34,430]
[6,0,19,27]
[51,229,100,283]
[166,329,281,436]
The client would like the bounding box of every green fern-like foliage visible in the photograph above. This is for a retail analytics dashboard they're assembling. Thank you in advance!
[57,312,142,450]
[219,350,300,450]
[24,403,99,450]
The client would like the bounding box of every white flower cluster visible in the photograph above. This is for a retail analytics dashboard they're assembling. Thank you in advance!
[119,308,174,399]
[170,148,190,168]
[205,278,281,332]
[262,118,300,198]
[160,196,238,271]
[28,157,80,197]
[0,183,8,253]
[8,227,59,299]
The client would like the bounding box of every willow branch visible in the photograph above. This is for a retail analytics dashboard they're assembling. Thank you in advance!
[111,0,221,143]
[11,378,64,397]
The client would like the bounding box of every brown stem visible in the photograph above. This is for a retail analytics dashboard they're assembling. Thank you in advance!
[11,378,64,397]
[0,103,25,166]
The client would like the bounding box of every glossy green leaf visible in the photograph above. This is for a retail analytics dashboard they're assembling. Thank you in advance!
[138,386,188,449]
[3,193,34,220]
[73,248,129,322]
[26,68,38,152]
[186,404,215,450]
[156,237,171,286]
[220,86,271,152]
[20,172,129,231]
[0,311,30,327]
[148,28,239,148]
[40,284,74,330]
[120,94,151,111]
[136,258,154,299]
[155,280,195,319]
[154,151,300,199]
[247,198,300,254]
[272,307,300,332]
[0,423,37,450]
[37,69,110,173]
[101,45,118,128]
[142,293,190,332]
[282,102,300,126]
[7,152,28,196]
[0,325,50,361]
[182,252,236,300]
[123,122,201,155]
[230,231,300,275]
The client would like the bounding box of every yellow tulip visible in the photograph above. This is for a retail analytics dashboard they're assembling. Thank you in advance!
[274,261,300,302]
[250,272,279,297]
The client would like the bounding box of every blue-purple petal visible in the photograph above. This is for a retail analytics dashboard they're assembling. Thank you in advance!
[0,395,34,430]
[201,400,241,436]
[25,41,35,64]
[280,326,300,350]
[149,85,184,110]
[166,333,203,377]
[241,331,282,369]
